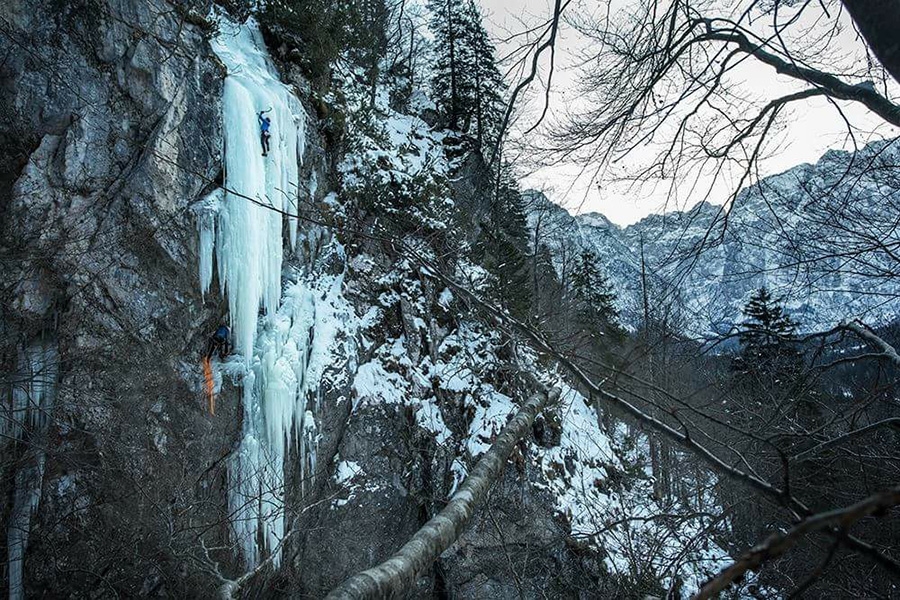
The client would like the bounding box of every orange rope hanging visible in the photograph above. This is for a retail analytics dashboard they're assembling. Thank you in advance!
[202,357,215,415]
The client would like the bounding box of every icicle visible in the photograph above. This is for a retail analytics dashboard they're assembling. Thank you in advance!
[196,188,223,297]
[8,457,45,600]
[6,340,58,442]
[300,408,317,497]
[225,279,319,566]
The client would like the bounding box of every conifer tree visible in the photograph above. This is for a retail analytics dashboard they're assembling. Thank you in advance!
[571,250,621,336]
[262,0,345,80]
[344,0,390,108]
[481,228,531,319]
[532,242,560,313]
[462,0,505,150]
[477,164,533,319]
[734,287,801,376]
[428,0,505,151]
[428,0,471,130]
[731,293,819,444]
[492,164,528,241]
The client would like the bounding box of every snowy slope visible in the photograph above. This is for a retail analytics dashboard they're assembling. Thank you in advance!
[192,15,743,594]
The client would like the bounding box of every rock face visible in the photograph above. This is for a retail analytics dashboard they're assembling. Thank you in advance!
[527,138,900,335]
[1,0,241,594]
[0,2,586,596]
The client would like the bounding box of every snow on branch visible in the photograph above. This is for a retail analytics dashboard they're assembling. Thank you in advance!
[841,319,900,368]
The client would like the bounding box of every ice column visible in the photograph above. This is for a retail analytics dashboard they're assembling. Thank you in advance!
[5,339,58,600]
[227,281,319,567]
[196,188,223,297]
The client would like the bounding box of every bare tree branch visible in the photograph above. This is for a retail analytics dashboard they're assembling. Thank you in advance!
[794,417,900,460]
[487,0,567,168]
[841,318,900,367]
[695,486,900,600]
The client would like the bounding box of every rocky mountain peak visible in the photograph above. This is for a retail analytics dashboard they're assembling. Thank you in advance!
[529,137,900,335]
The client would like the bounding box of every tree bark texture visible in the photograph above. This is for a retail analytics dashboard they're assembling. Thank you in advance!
[841,0,900,86]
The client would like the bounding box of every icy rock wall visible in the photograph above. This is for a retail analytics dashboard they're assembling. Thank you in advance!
[4,339,58,600]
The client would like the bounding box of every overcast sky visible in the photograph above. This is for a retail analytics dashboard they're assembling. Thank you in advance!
[477,0,898,226]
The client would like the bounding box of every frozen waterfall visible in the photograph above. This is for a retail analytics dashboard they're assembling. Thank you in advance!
[207,16,306,360]
[203,15,328,569]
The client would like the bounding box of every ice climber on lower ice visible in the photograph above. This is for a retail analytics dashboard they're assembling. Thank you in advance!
[258,109,271,156]
[206,324,231,360]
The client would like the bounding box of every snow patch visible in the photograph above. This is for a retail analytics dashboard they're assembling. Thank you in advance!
[353,359,407,407]
[414,399,451,445]
[466,387,514,458]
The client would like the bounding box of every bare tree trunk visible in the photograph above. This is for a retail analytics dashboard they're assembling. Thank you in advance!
[841,0,900,85]
[446,0,458,129]
[325,387,559,599]
[531,212,542,302]
[639,236,665,500]
[649,437,662,499]
[639,234,650,331]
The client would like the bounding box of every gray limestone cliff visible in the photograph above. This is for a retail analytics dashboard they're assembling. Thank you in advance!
[2,0,236,594]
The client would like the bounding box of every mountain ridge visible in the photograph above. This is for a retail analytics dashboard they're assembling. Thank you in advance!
[526,137,900,334]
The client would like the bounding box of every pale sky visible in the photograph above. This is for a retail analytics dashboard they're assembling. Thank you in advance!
[478,0,899,226]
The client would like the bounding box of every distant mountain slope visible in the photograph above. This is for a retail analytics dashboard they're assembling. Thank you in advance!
[527,138,900,334]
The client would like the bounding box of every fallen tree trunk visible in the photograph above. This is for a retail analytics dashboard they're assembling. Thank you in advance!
[325,386,560,600]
